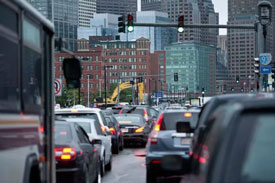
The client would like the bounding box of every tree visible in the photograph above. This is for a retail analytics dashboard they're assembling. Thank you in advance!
[56,86,85,107]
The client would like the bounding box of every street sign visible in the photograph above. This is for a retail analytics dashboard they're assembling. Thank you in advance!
[260,66,272,74]
[54,79,62,96]
[259,53,272,65]
[154,92,163,98]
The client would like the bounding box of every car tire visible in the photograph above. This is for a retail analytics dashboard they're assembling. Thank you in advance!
[146,169,157,183]
[112,141,119,154]
[84,165,91,183]
[119,138,124,151]
[94,166,102,183]
[100,156,105,177]
[105,156,112,171]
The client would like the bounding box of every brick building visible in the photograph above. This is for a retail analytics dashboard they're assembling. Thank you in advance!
[55,38,166,105]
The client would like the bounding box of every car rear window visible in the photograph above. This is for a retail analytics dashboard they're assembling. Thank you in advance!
[225,113,275,182]
[55,123,73,143]
[115,115,144,126]
[74,122,91,133]
[56,113,99,123]
[162,112,199,130]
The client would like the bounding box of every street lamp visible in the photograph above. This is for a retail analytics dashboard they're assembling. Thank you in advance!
[104,65,113,109]
[258,1,273,26]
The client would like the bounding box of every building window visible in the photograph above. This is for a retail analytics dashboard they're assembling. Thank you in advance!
[58,56,64,62]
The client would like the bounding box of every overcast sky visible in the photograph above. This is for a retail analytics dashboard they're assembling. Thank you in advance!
[212,0,228,35]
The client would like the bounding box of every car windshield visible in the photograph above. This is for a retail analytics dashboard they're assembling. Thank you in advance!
[114,115,144,126]
[56,113,99,123]
[162,112,199,130]
[55,123,73,143]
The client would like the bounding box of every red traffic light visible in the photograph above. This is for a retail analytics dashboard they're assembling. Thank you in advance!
[178,15,184,22]
[128,14,133,20]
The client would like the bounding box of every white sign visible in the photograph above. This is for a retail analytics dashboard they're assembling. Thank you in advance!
[54,79,62,96]
[259,53,272,65]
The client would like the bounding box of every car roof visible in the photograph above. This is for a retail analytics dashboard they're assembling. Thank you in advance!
[114,114,143,117]
[62,118,96,123]
[163,109,200,114]
[55,107,101,114]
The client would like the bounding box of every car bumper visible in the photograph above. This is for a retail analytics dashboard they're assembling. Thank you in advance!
[56,168,82,183]
[146,152,190,176]
[123,133,148,143]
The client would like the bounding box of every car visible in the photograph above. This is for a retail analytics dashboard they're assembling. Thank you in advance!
[55,120,101,183]
[114,114,151,147]
[55,108,112,176]
[63,118,113,177]
[104,114,124,154]
[145,109,200,183]
[119,106,159,128]
[183,98,275,183]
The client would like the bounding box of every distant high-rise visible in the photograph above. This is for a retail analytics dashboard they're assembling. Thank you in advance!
[141,0,218,46]
[26,0,79,51]
[227,0,275,92]
[96,0,137,16]
[79,0,96,27]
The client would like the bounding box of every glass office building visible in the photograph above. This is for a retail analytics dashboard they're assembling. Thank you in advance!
[165,43,216,94]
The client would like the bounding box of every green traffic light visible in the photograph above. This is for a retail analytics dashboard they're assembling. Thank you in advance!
[178,27,184,33]
[127,26,134,32]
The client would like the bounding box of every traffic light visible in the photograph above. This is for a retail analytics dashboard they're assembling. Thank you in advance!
[174,73,178,81]
[241,87,244,92]
[236,76,240,84]
[118,15,126,33]
[231,87,235,92]
[178,15,184,33]
[201,88,205,95]
[254,57,260,74]
[127,14,134,32]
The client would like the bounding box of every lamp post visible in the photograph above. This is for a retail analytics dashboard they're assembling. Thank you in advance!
[104,65,113,109]
[87,75,90,107]
[258,1,273,90]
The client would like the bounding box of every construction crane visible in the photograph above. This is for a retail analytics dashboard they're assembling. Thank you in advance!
[94,81,144,107]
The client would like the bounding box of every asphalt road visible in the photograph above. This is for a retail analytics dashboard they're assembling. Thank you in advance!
[102,147,146,183]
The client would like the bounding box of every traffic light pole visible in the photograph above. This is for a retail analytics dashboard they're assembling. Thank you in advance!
[132,23,256,30]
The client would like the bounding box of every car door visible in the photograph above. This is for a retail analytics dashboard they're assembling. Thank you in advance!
[75,125,96,178]
[94,119,112,164]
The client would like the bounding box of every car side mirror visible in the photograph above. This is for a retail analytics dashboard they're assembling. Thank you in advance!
[63,58,82,89]
[176,122,193,133]
[91,139,102,145]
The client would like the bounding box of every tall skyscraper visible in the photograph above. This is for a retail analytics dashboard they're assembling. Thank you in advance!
[79,0,96,27]
[26,0,79,51]
[96,0,137,16]
[227,0,275,91]
[141,0,218,46]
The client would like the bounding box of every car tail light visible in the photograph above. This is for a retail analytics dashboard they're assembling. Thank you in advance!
[148,114,164,145]
[144,109,149,122]
[55,147,77,160]
[152,160,161,164]
[100,125,106,132]
[184,113,192,117]
[119,109,123,114]
[109,128,116,135]
[135,126,144,133]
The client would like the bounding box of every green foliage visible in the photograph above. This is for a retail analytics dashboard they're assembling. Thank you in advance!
[56,86,85,107]
[120,88,132,103]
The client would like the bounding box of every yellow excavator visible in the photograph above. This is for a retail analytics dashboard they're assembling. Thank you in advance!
[94,81,144,107]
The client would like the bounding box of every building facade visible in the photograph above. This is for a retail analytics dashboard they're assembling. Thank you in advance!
[27,0,79,51]
[165,43,216,95]
[141,0,218,46]
[55,38,165,104]
[78,0,96,27]
[78,13,120,39]
[96,0,137,17]
[227,0,275,92]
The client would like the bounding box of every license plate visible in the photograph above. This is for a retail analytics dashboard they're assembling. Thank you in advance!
[181,138,191,145]
[121,128,128,133]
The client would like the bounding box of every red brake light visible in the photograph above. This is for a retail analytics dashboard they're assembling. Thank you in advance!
[152,160,161,164]
[154,114,164,132]
[55,147,77,161]
[144,109,149,122]
[135,126,144,133]
[109,128,116,135]
[119,109,123,114]
[100,125,106,132]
